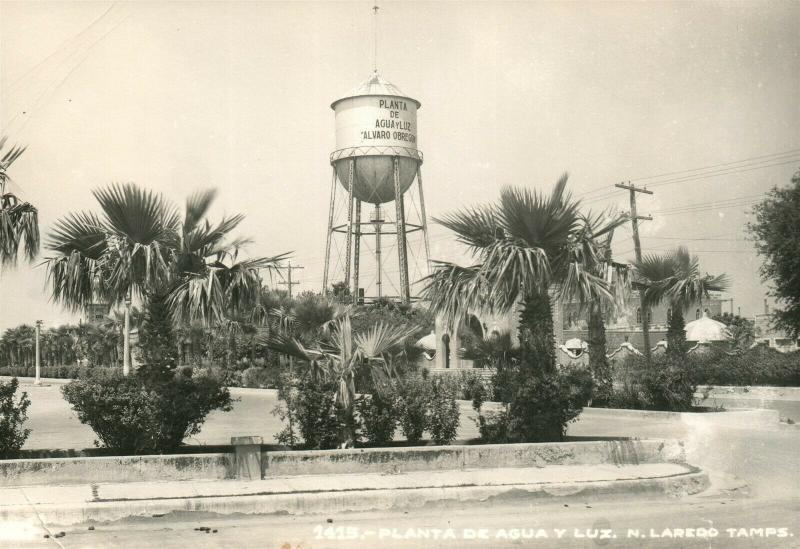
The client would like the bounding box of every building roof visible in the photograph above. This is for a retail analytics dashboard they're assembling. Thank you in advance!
[331,70,421,109]
[684,312,731,342]
[416,331,437,351]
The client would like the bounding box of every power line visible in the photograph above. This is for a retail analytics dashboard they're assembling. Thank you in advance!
[578,156,799,206]
[575,149,800,200]
[631,149,800,183]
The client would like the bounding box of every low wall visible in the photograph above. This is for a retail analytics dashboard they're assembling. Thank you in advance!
[0,453,234,487]
[0,439,684,488]
[581,406,780,428]
[263,440,685,477]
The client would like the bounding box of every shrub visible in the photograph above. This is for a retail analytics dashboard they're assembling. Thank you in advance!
[395,375,429,443]
[690,346,800,387]
[476,409,511,443]
[61,368,232,454]
[356,391,397,445]
[272,370,300,447]
[241,366,278,389]
[476,364,593,444]
[274,373,341,450]
[0,378,31,459]
[427,377,460,445]
[505,366,593,442]
[608,355,696,412]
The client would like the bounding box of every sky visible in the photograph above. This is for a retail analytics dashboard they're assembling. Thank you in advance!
[0,1,798,331]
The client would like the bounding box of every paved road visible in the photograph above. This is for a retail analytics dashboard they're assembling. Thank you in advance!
[13,377,800,451]
[7,495,799,548]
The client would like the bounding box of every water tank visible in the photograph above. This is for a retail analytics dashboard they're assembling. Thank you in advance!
[330,71,423,204]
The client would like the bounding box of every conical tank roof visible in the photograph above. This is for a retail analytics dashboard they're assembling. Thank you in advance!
[331,70,421,109]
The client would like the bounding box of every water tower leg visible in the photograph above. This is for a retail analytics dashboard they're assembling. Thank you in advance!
[393,157,410,304]
[374,204,383,300]
[322,167,337,294]
[343,159,355,300]
[353,199,361,302]
[416,165,432,274]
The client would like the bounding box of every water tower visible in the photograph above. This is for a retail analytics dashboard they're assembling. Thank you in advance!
[322,71,430,304]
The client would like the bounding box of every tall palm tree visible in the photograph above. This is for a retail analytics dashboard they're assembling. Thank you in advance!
[0,138,39,267]
[423,175,628,372]
[45,183,179,375]
[635,247,729,359]
[44,183,287,375]
[166,189,288,327]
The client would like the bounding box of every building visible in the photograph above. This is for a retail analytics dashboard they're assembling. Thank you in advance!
[84,302,111,323]
[753,313,799,353]
[421,291,728,370]
[562,294,725,351]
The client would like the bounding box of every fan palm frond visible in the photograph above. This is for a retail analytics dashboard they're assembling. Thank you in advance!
[354,321,418,361]
[93,183,180,246]
[497,174,579,254]
[183,189,217,235]
[0,140,39,265]
[434,204,500,252]
[421,262,488,329]
[167,270,226,325]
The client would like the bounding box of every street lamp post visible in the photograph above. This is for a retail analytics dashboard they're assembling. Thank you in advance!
[35,320,42,385]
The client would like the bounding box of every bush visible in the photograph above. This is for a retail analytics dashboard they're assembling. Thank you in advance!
[476,364,593,444]
[61,368,232,454]
[274,373,341,450]
[476,409,511,443]
[192,366,243,388]
[690,346,800,387]
[241,366,278,389]
[608,355,696,412]
[427,377,460,445]
[395,375,429,443]
[433,370,494,401]
[356,391,397,445]
[505,366,593,442]
[0,378,31,459]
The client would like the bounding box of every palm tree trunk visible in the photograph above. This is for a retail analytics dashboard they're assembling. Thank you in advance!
[518,289,556,373]
[588,300,612,403]
[123,294,132,376]
[640,295,653,363]
[666,309,687,361]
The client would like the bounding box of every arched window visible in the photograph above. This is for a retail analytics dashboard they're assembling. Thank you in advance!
[704,308,709,316]
[636,308,642,323]
[695,308,701,320]
[465,314,483,340]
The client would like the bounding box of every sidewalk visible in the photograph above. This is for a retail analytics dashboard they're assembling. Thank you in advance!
[1,463,708,527]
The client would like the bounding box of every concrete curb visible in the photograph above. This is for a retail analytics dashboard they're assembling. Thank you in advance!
[1,439,685,487]
[0,470,710,527]
[581,406,780,427]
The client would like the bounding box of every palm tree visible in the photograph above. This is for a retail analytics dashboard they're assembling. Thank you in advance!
[635,247,729,359]
[0,138,39,267]
[45,183,179,375]
[423,175,628,372]
[44,183,287,375]
[167,189,288,325]
[261,314,416,447]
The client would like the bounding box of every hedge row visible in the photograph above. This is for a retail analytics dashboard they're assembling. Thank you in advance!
[688,346,800,387]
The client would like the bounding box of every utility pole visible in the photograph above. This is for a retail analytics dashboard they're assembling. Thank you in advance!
[35,320,42,386]
[616,181,654,361]
[279,262,304,299]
